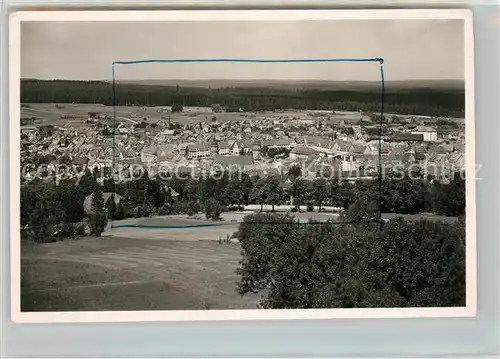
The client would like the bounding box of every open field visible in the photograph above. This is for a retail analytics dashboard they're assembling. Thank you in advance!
[21,235,260,312]
[22,103,355,127]
[106,212,341,240]
[107,211,458,240]
[21,103,464,130]
[21,212,458,312]
[18,213,345,312]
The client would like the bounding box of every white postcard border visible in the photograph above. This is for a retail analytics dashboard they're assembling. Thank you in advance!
[9,9,476,323]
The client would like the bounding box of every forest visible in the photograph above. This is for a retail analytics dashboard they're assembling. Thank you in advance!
[20,79,465,118]
[236,211,465,308]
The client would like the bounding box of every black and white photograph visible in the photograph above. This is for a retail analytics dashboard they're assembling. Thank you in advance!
[10,10,476,322]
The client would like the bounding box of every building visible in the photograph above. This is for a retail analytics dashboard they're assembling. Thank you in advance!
[72,157,89,170]
[252,144,262,160]
[389,133,424,142]
[141,146,158,163]
[289,146,319,160]
[262,138,292,149]
[304,136,334,154]
[341,154,357,172]
[411,127,438,142]
[212,155,255,172]
[218,141,232,156]
[157,129,175,142]
[116,123,130,135]
[231,141,241,155]
[20,126,38,135]
[186,144,212,159]
[364,142,391,156]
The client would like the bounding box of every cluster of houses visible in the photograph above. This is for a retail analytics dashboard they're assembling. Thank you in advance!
[20,109,466,183]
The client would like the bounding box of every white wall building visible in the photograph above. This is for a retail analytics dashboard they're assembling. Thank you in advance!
[411,126,438,142]
[186,144,212,159]
[411,130,438,142]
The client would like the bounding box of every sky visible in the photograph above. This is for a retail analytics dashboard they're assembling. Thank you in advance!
[21,20,465,82]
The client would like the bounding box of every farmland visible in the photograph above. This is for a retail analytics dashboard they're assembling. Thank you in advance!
[21,216,259,312]
[21,102,374,129]
[21,103,250,127]
[21,210,459,312]
[20,212,337,312]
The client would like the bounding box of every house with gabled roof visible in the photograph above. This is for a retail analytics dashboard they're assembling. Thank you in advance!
[454,143,465,153]
[349,144,366,156]
[291,136,306,147]
[439,144,454,153]
[231,141,241,156]
[304,136,334,154]
[262,138,292,149]
[213,155,255,172]
[141,145,158,163]
[218,141,232,156]
[72,157,89,170]
[289,146,319,160]
[389,132,424,142]
[364,142,391,155]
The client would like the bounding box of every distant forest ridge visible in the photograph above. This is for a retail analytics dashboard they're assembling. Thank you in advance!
[117,79,465,91]
[20,79,465,118]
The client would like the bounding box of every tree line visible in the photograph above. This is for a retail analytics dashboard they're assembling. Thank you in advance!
[21,166,465,243]
[21,79,465,118]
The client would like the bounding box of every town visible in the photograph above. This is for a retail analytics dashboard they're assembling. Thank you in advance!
[20,103,465,185]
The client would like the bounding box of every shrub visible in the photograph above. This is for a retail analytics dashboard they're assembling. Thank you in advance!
[122,205,134,219]
[171,104,184,113]
[143,205,155,217]
[184,201,200,216]
[170,202,184,215]
[306,202,314,212]
[74,223,87,236]
[53,224,66,241]
[205,198,222,220]
[132,207,142,218]
[186,207,196,216]
[114,202,126,220]
[158,203,171,216]
[32,223,57,243]
[59,223,75,239]
[88,212,108,236]
[133,205,155,218]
